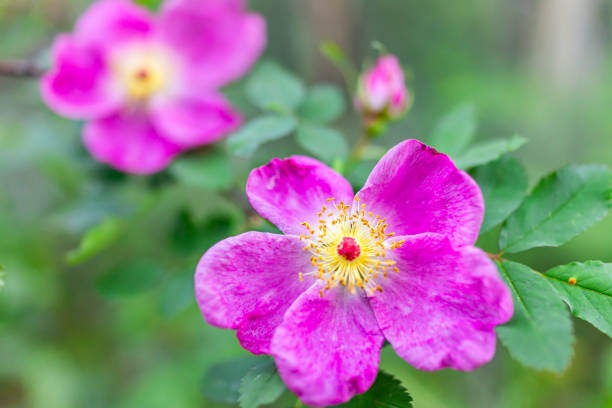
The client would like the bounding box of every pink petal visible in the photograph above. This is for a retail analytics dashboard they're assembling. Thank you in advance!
[369,233,513,371]
[83,110,182,174]
[74,0,155,51]
[271,283,384,407]
[357,139,484,246]
[150,92,242,148]
[195,232,312,354]
[247,156,354,236]
[159,0,266,88]
[41,35,122,119]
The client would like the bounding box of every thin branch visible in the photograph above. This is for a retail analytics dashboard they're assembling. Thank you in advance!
[0,59,44,78]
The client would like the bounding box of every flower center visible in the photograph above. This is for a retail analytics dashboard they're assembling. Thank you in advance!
[337,236,361,261]
[113,45,174,101]
[299,196,404,297]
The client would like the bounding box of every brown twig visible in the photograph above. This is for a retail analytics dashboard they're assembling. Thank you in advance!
[0,59,44,78]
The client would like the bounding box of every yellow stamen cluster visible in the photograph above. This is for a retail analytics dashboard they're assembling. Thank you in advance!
[299,196,404,297]
[113,46,174,101]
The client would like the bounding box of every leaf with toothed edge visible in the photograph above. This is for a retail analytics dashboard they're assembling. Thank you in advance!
[544,261,612,338]
[333,371,413,408]
[495,261,574,372]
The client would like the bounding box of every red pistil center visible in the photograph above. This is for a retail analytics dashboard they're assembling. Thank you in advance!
[135,68,150,81]
[337,237,361,261]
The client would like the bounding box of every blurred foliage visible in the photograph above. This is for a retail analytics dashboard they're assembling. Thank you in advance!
[1,0,612,407]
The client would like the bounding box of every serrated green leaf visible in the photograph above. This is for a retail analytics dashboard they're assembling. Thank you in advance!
[334,371,412,408]
[66,217,123,265]
[246,61,305,111]
[238,359,285,408]
[499,164,612,253]
[429,103,476,156]
[495,261,574,372]
[228,115,297,157]
[201,357,265,404]
[298,84,346,124]
[296,123,348,163]
[158,267,195,319]
[454,135,527,170]
[544,261,612,338]
[96,260,164,299]
[471,156,528,233]
[169,149,233,191]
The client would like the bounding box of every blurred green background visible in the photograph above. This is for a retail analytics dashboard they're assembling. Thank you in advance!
[1,0,612,407]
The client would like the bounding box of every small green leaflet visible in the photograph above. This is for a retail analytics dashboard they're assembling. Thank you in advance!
[228,114,297,157]
[296,123,348,163]
[544,261,612,338]
[495,261,574,372]
[246,60,305,112]
[320,42,357,90]
[170,149,233,191]
[66,216,124,265]
[96,260,164,299]
[334,371,413,408]
[298,84,346,124]
[429,103,476,157]
[201,356,265,404]
[471,156,528,233]
[238,359,285,408]
[454,135,527,170]
[499,164,612,253]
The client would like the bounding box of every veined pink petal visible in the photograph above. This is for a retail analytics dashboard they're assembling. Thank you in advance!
[271,283,384,407]
[159,0,266,88]
[357,139,484,247]
[195,232,312,354]
[75,0,155,51]
[247,156,354,236]
[150,92,242,148]
[83,110,181,174]
[369,233,513,371]
[41,35,122,119]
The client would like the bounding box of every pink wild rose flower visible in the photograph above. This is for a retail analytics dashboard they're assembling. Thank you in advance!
[355,54,409,119]
[41,0,266,174]
[195,139,513,407]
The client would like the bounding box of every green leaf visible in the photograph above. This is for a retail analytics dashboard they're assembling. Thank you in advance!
[96,260,164,299]
[429,103,476,156]
[471,156,528,233]
[228,115,297,157]
[169,149,233,191]
[158,267,195,319]
[172,211,236,255]
[495,261,574,372]
[544,261,612,338]
[134,0,163,10]
[298,84,346,124]
[246,61,305,112]
[499,164,612,253]
[296,123,348,163]
[334,371,412,408]
[66,217,123,265]
[238,359,285,408]
[454,135,527,170]
[320,42,357,89]
[201,357,265,404]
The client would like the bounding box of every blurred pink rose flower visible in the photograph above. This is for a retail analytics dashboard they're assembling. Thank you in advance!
[41,0,266,174]
[355,54,409,119]
[195,139,513,406]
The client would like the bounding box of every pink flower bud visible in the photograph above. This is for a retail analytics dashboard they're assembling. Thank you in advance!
[355,55,409,119]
